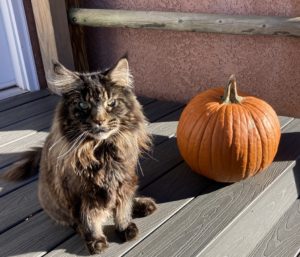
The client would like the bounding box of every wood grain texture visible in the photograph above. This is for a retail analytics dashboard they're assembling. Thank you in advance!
[249,199,300,257]
[0,111,54,148]
[125,118,300,257]
[278,116,294,129]
[65,0,89,72]
[69,8,300,37]
[0,90,50,112]
[0,176,37,197]
[148,108,183,140]
[0,95,59,129]
[0,131,48,168]
[31,0,74,93]
[0,181,39,233]
[0,212,74,257]
[199,159,300,256]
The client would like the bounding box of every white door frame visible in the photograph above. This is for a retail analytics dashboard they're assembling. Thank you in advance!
[0,0,39,91]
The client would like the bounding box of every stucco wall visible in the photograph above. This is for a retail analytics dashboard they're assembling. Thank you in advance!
[83,0,300,117]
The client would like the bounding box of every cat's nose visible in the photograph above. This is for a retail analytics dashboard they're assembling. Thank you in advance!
[92,123,108,133]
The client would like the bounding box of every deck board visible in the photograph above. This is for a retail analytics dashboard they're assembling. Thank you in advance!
[0,91,299,257]
[0,111,54,148]
[199,157,300,256]
[0,181,40,233]
[0,90,50,112]
[249,198,300,257]
[0,95,59,129]
[0,212,73,257]
[125,118,300,257]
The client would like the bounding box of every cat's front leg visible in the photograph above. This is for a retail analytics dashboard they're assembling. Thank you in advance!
[114,188,139,242]
[80,205,110,254]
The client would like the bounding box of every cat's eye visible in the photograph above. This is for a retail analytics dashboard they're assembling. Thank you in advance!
[79,101,89,110]
[107,99,117,108]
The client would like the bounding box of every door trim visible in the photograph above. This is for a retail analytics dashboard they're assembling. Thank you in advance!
[0,0,39,92]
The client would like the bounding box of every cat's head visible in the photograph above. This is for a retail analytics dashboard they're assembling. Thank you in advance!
[51,58,145,142]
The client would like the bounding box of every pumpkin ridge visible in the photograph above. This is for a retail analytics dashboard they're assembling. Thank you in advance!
[179,106,204,160]
[233,105,246,181]
[243,104,269,171]
[245,109,253,178]
[184,103,215,169]
[197,104,221,174]
[227,105,234,180]
[212,106,227,180]
[243,104,264,174]
[228,105,244,182]
[243,100,280,156]
[178,103,204,158]
[210,106,224,180]
[245,102,275,160]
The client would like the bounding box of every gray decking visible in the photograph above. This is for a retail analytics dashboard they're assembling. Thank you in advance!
[0,91,299,257]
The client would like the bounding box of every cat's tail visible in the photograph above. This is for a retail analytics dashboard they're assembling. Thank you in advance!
[0,147,42,181]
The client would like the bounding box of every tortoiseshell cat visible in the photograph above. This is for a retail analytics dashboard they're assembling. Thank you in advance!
[2,58,157,254]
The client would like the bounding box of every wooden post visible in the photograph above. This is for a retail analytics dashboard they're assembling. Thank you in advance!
[69,8,300,37]
[65,0,89,72]
[31,0,75,93]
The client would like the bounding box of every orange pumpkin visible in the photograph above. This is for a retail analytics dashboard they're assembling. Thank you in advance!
[177,75,281,182]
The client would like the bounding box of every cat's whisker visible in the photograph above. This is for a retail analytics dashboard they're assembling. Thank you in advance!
[137,159,144,177]
[55,133,79,172]
[72,132,89,158]
[49,135,66,152]
[49,130,79,152]
[58,132,87,160]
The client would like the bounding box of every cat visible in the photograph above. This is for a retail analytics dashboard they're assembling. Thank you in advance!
[2,57,157,254]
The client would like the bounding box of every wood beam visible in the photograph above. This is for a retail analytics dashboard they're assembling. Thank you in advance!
[69,8,300,37]
[31,0,75,93]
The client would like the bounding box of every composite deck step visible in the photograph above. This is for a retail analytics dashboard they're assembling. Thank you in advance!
[0,91,299,257]
[125,118,300,257]
[249,198,300,257]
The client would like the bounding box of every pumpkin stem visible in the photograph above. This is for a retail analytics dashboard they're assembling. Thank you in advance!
[222,74,243,104]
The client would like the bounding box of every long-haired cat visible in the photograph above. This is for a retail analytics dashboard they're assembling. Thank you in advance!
[2,58,157,254]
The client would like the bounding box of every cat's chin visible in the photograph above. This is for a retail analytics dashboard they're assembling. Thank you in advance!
[89,129,117,141]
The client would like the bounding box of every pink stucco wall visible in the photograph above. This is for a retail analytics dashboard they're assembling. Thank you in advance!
[83,0,300,117]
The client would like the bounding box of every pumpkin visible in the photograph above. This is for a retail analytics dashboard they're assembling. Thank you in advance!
[177,75,281,182]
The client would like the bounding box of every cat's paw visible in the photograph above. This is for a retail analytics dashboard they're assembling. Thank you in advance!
[86,236,109,255]
[117,222,139,242]
[133,197,157,218]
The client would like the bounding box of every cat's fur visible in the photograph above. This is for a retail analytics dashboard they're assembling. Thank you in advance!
[2,58,157,254]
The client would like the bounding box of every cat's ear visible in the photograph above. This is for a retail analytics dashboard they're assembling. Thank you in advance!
[107,58,133,87]
[48,61,82,95]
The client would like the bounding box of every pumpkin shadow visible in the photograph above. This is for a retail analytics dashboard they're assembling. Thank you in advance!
[273,131,300,196]
[293,159,300,198]
[274,132,300,162]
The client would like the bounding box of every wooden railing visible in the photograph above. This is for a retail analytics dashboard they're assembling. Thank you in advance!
[68,8,300,37]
